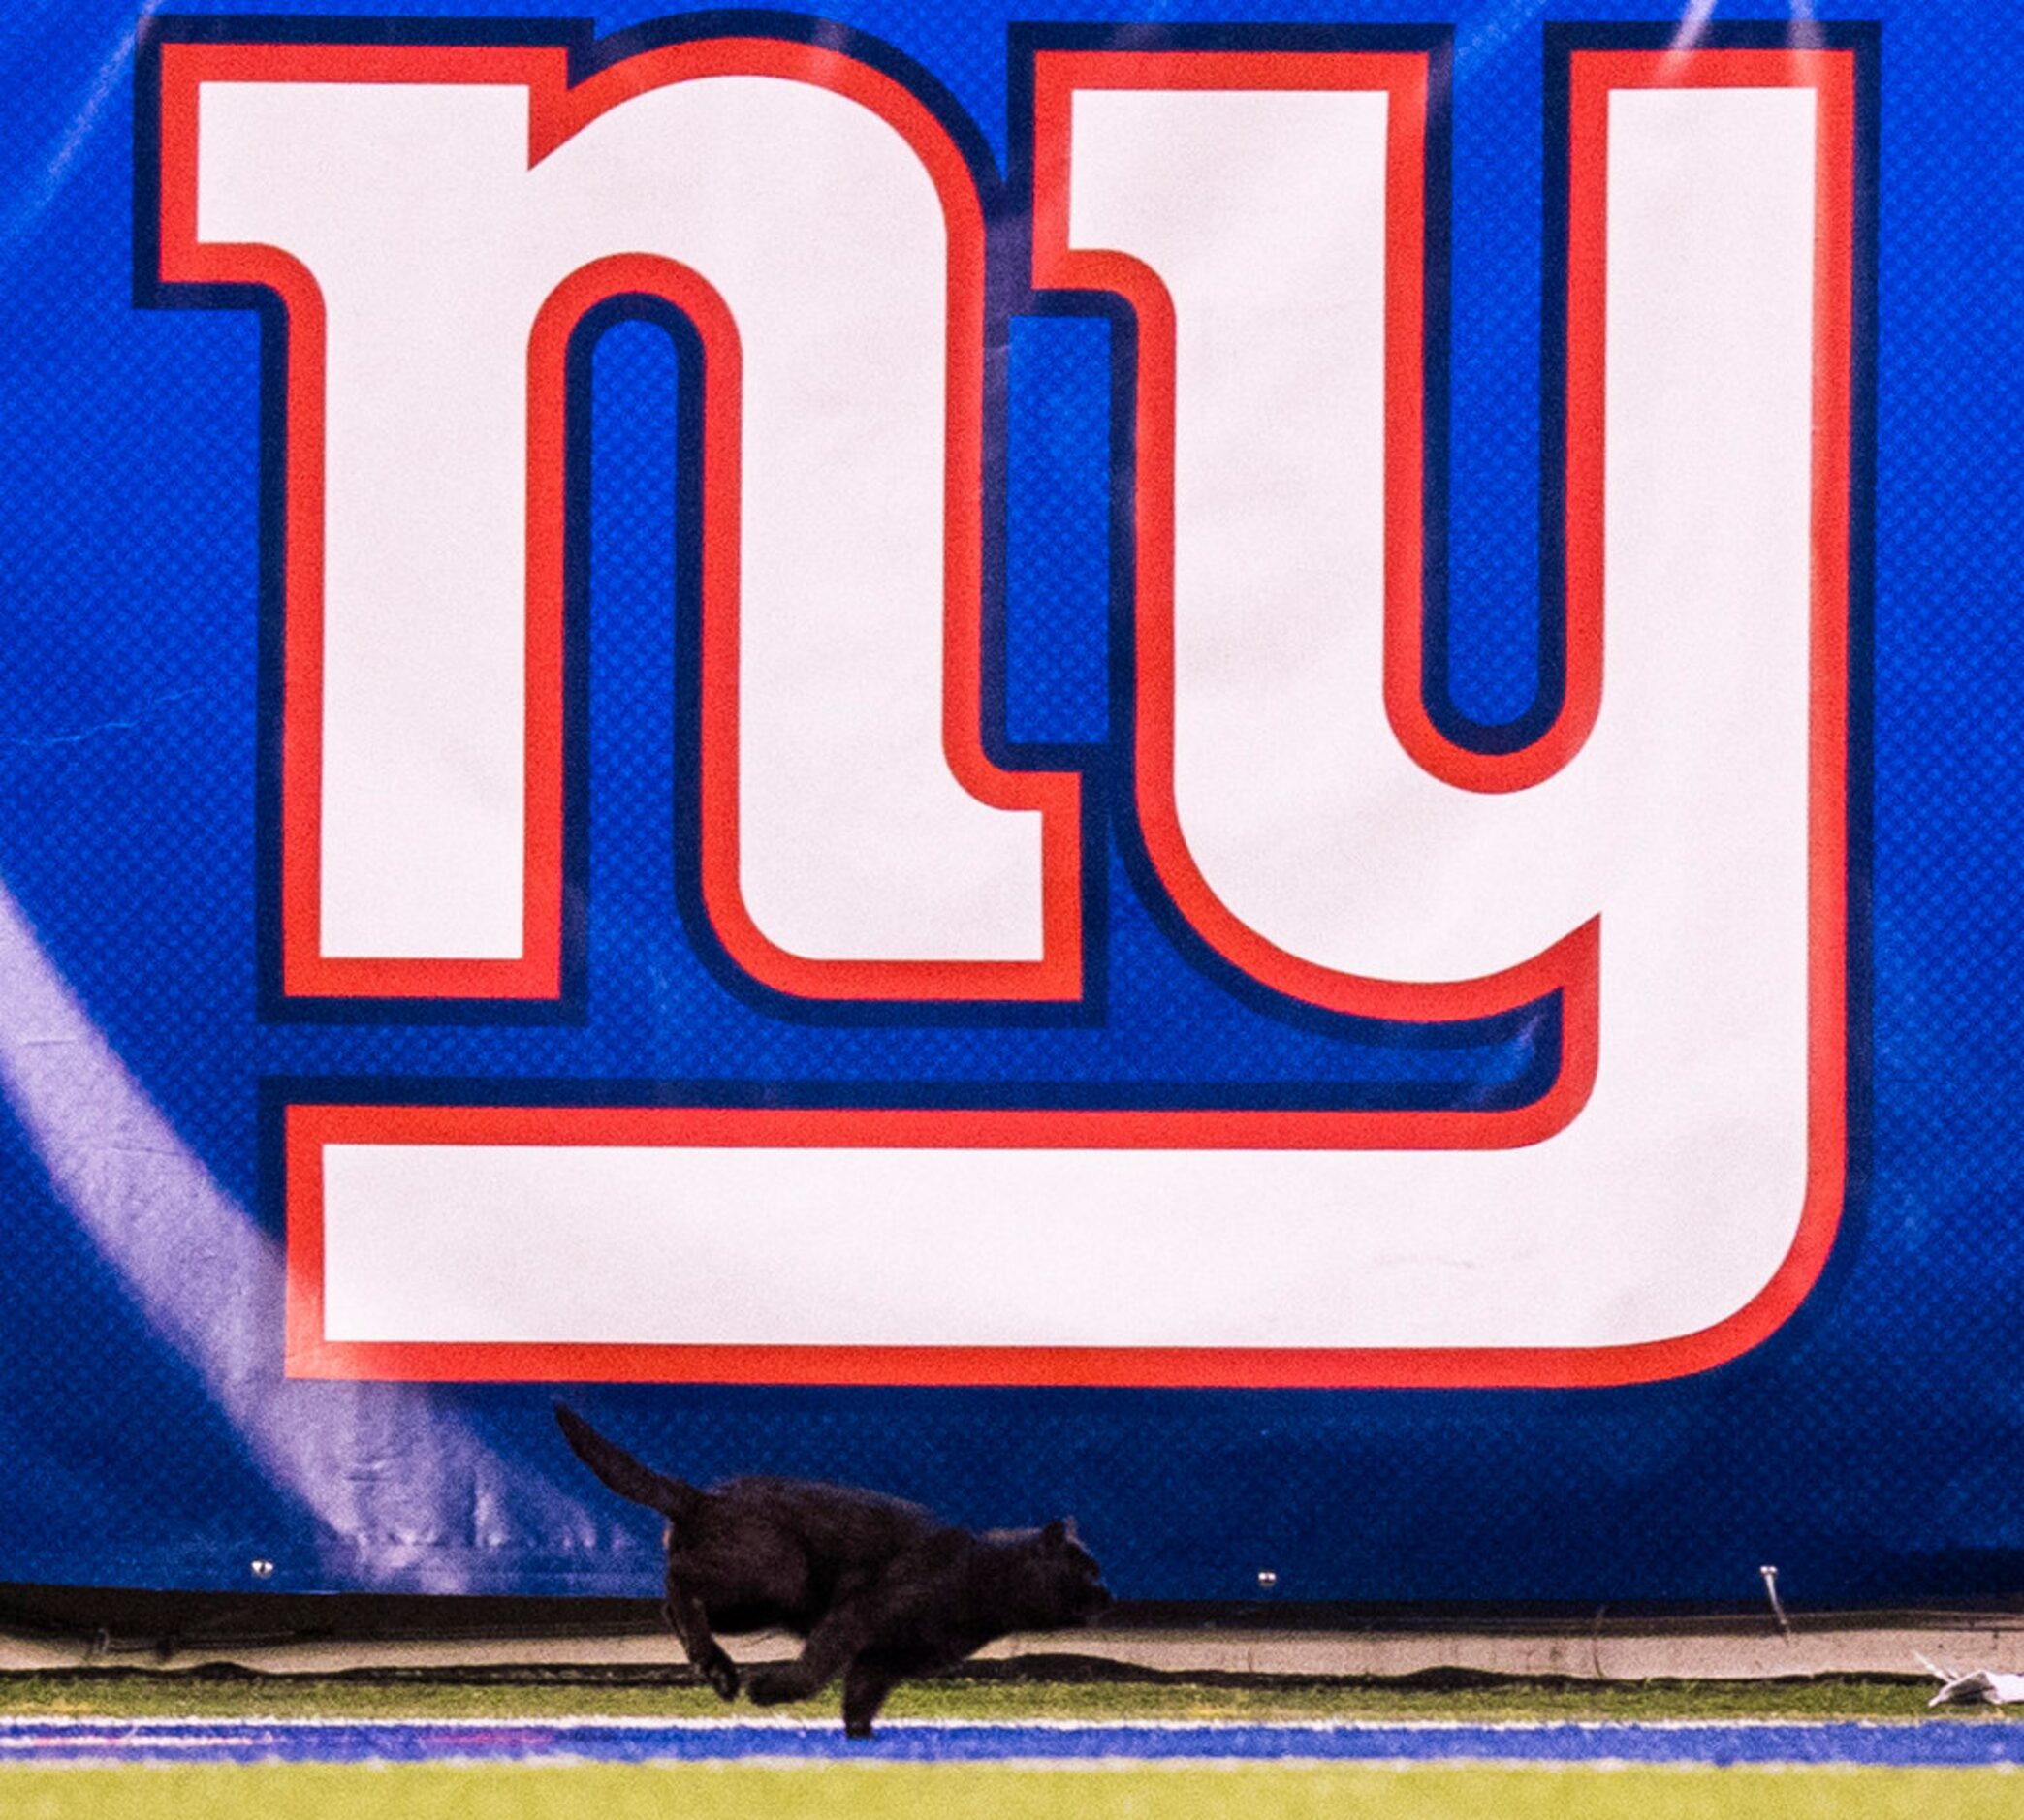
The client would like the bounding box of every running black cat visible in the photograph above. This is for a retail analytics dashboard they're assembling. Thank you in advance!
[553,1403,1110,1737]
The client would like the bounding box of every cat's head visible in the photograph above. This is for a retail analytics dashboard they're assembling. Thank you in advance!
[1021,1517,1110,1626]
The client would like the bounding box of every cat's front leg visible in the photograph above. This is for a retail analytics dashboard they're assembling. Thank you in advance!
[840,1657,901,1740]
[745,1601,879,1707]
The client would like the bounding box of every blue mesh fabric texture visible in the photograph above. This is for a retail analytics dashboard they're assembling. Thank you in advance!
[0,0,2011,1607]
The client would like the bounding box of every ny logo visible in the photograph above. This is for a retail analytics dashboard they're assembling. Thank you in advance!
[142,17,1869,1388]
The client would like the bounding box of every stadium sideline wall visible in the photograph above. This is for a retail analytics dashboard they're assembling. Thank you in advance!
[0,0,2011,1615]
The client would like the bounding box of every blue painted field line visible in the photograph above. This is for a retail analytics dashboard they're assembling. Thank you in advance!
[3,1718,2023,1768]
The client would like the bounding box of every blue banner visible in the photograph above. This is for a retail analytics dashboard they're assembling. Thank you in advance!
[0,0,2004,1608]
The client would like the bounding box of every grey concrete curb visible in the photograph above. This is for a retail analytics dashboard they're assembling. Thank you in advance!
[6,1617,2023,1682]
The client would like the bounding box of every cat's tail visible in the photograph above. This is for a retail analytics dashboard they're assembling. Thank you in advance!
[553,1402,704,1521]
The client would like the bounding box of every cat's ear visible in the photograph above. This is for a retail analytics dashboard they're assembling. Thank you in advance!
[1042,1518,1078,1550]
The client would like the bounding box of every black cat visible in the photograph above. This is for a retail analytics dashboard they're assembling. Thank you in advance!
[553,1403,1110,1736]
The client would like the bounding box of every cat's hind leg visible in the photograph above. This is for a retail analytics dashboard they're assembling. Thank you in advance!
[664,1587,740,1701]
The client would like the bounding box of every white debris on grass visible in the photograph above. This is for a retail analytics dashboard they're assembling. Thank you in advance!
[1915,1652,2024,1707]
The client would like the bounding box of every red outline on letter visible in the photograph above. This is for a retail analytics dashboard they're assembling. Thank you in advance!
[1031,48,1598,1059]
[157,38,1083,1004]
[270,43,1854,1390]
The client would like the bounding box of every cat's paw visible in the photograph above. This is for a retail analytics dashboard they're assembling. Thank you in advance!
[844,1719,875,1741]
[701,1657,741,1702]
[744,1666,806,1707]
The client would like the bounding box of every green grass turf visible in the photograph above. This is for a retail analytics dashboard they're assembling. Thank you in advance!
[0,1669,1991,1723]
[7,1765,2024,1820]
